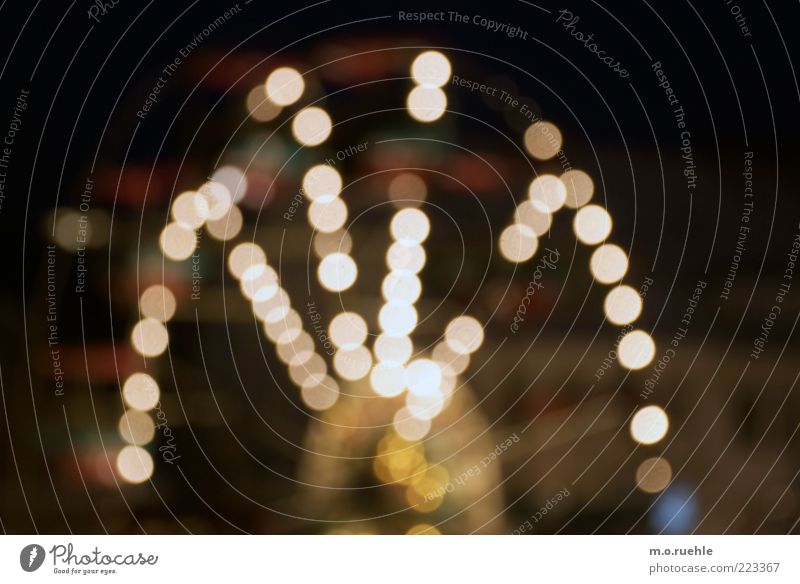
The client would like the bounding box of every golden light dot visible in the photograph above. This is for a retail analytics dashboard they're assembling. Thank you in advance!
[391,208,430,244]
[289,353,327,387]
[389,173,427,208]
[334,345,373,381]
[590,244,629,284]
[123,372,159,411]
[265,66,304,106]
[635,457,672,494]
[618,329,656,370]
[292,107,332,146]
[370,363,407,397]
[308,196,348,233]
[198,181,233,221]
[374,334,413,365]
[393,407,431,441]
[318,252,357,292]
[379,304,418,337]
[411,50,451,87]
[300,375,339,411]
[386,242,426,274]
[514,200,552,236]
[406,524,441,535]
[561,169,594,208]
[211,166,248,203]
[246,85,282,122]
[116,445,154,484]
[445,316,484,355]
[528,175,567,213]
[118,410,155,445]
[604,285,643,325]
[329,312,368,350]
[131,318,169,357]
[159,222,196,261]
[313,229,352,258]
[302,165,342,201]
[524,121,562,160]
[228,243,267,279]
[276,331,315,366]
[171,191,209,229]
[382,271,422,305]
[574,204,613,245]
[139,285,176,322]
[499,223,538,263]
[205,204,243,241]
[407,86,447,122]
[630,405,669,445]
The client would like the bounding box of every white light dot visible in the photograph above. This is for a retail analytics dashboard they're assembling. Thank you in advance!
[289,353,327,387]
[379,304,418,336]
[159,222,197,261]
[499,223,538,263]
[171,191,209,229]
[528,175,567,214]
[407,86,447,122]
[411,50,452,87]
[228,243,267,279]
[118,410,155,446]
[370,363,407,397]
[139,285,176,323]
[302,165,342,201]
[334,345,373,381]
[264,309,303,344]
[252,288,290,322]
[405,359,442,396]
[276,331,315,366]
[123,373,159,411]
[382,271,422,305]
[590,244,629,284]
[292,107,332,146]
[630,405,669,445]
[308,195,348,233]
[445,316,484,355]
[116,445,154,484]
[266,67,304,106]
[301,375,339,411]
[211,166,248,203]
[313,229,352,258]
[393,407,431,440]
[318,253,357,292]
[406,389,445,420]
[391,208,430,244]
[246,85,282,122]
[574,204,612,245]
[198,181,233,221]
[604,285,643,325]
[386,242,426,273]
[374,334,413,365]
[561,169,594,208]
[524,121,562,160]
[618,330,656,370]
[205,204,243,241]
[241,264,279,302]
[514,200,552,236]
[329,312,368,350]
[131,318,169,357]
[432,342,470,375]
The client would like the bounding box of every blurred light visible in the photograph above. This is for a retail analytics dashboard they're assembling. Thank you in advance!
[618,329,656,370]
[374,334,413,365]
[308,195,348,233]
[574,204,612,245]
[116,445,154,484]
[123,372,159,411]
[636,457,672,494]
[382,271,422,305]
[131,318,169,357]
[411,51,451,87]
[589,244,628,284]
[252,288,291,322]
[53,209,82,251]
[604,285,643,325]
[499,223,538,263]
[228,243,267,279]
[265,67,304,106]
[171,191,209,229]
[246,85,282,122]
[313,229,352,258]
[159,222,196,261]
[276,331,315,366]
[370,363,407,397]
[303,165,342,201]
[292,107,332,146]
[139,285,176,323]
[386,242,426,273]
[561,169,594,209]
[264,309,303,344]
[318,252,358,291]
[198,181,233,220]
[333,346,373,380]
[514,200,552,236]
[528,175,567,213]
[300,375,339,411]
[329,312,368,350]
[630,405,669,445]
[241,265,279,302]
[650,484,698,534]
[393,407,431,440]
[205,204,243,241]
[445,316,484,355]
[406,524,441,535]
[118,410,156,445]
[407,389,445,420]
[211,166,248,203]
[379,304,417,336]
[405,359,442,396]
[524,121,562,160]
[289,353,327,386]
[390,208,430,244]
[432,342,469,375]
[407,86,447,122]
[389,173,427,208]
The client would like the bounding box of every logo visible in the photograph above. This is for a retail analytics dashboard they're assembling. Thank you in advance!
[20,544,45,572]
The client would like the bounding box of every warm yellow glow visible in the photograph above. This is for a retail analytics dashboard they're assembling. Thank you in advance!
[228,243,267,279]
[630,405,669,445]
[318,252,358,292]
[118,410,155,445]
[393,407,432,440]
[389,173,427,208]
[574,204,612,245]
[618,329,656,370]
[382,271,422,305]
[407,86,447,122]
[561,169,595,208]
[123,372,159,411]
[300,375,339,411]
[329,312,368,350]
[116,445,154,484]
[524,121,562,160]
[292,107,332,146]
[159,222,197,261]
[308,195,348,233]
[131,318,169,357]
[379,304,418,336]
[514,200,552,236]
[211,166,248,203]
[370,363,407,397]
[386,242,426,273]
[313,229,352,258]
[528,175,567,214]
[445,316,484,355]
[635,457,672,493]
[374,334,413,365]
[205,204,243,241]
[334,345,373,381]
[411,51,451,87]
[265,67,305,106]
[391,208,430,244]
[198,181,233,221]
[604,285,643,325]
[406,524,441,535]
[303,165,342,201]
[139,285,176,323]
[246,85,282,122]
[589,244,629,284]
[171,191,209,229]
[499,223,538,263]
